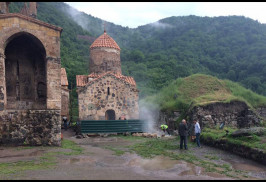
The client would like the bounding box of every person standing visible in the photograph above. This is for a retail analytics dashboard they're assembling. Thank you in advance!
[62,116,68,131]
[178,119,188,150]
[194,120,201,147]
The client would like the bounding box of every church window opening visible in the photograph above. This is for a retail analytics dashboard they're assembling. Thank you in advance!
[107,87,110,95]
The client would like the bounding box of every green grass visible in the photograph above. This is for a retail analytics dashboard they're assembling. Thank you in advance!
[201,127,237,140]
[60,139,84,155]
[201,127,266,151]
[225,79,266,108]
[204,155,220,161]
[104,146,125,156]
[16,146,35,151]
[129,138,178,158]
[144,74,266,113]
[0,155,56,176]
[126,136,249,179]
[0,139,84,177]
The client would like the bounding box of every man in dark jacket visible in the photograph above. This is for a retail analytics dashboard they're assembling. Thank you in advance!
[178,119,188,150]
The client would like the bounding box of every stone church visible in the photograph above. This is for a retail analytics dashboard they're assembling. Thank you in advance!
[76,30,139,121]
[0,2,63,146]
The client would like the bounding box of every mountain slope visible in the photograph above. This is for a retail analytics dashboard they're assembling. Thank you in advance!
[58,4,266,96]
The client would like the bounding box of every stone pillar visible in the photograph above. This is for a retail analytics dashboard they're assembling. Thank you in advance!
[0,50,6,111]
[46,57,61,110]
[0,2,9,14]
[29,2,37,18]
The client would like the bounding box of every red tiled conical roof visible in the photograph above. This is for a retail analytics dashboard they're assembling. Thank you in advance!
[90,31,120,50]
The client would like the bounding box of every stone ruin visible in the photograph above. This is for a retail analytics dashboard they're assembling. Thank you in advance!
[188,101,262,130]
[0,2,63,146]
[157,100,265,136]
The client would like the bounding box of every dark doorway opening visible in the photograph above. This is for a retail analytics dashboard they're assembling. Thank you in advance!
[105,109,115,120]
[5,33,46,110]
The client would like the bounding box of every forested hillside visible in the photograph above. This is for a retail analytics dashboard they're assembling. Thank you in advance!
[56,2,266,97]
[7,2,266,120]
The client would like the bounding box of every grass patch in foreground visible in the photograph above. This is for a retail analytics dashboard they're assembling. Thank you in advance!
[0,139,83,177]
[130,138,177,158]
[60,139,84,155]
[0,156,57,176]
[104,146,125,156]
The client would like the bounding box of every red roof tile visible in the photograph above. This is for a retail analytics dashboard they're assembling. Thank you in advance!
[76,72,136,87]
[90,31,120,50]
[76,75,88,87]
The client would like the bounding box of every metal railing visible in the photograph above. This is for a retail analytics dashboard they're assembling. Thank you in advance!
[80,120,145,134]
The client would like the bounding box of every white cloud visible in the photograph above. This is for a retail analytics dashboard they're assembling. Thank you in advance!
[65,2,266,28]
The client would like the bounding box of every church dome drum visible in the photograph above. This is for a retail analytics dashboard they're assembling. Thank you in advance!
[89,30,122,74]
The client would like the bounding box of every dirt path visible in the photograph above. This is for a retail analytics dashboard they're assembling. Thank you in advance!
[0,129,265,180]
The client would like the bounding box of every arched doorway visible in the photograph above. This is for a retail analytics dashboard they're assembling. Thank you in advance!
[105,109,116,120]
[5,32,46,110]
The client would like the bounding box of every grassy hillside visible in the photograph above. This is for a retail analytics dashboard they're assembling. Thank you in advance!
[145,74,266,113]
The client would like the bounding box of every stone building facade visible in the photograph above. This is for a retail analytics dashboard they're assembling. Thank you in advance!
[61,68,69,119]
[0,2,62,146]
[76,30,139,120]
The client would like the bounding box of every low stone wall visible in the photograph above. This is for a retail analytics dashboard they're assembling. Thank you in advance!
[256,107,266,119]
[0,110,61,146]
[158,111,181,132]
[157,101,263,135]
[201,136,266,165]
[188,101,261,129]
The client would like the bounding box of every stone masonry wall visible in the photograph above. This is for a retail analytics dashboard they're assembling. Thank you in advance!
[0,14,62,110]
[0,14,62,146]
[78,75,139,120]
[61,87,69,118]
[188,101,261,129]
[0,110,61,146]
[256,107,266,119]
[89,47,122,74]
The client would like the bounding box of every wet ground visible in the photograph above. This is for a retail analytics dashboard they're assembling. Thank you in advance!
[0,129,265,180]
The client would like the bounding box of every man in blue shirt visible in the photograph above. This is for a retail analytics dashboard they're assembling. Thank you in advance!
[194,120,201,147]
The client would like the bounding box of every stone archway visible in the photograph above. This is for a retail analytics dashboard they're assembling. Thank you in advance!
[105,109,116,120]
[4,32,46,110]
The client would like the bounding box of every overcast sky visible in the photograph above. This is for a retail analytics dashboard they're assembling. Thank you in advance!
[65,2,266,28]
